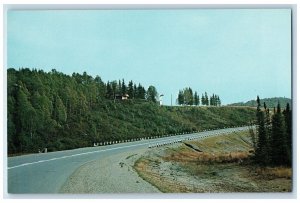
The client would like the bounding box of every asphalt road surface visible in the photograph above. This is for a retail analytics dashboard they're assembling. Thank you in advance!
[7,126,251,194]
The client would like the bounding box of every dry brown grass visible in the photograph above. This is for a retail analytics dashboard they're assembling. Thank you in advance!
[165,150,250,164]
[134,130,292,193]
[255,167,292,179]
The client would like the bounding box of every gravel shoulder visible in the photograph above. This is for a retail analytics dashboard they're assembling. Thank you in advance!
[134,131,292,193]
[60,130,292,193]
[60,148,160,193]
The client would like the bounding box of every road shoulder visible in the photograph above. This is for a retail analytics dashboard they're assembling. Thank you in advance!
[60,148,160,193]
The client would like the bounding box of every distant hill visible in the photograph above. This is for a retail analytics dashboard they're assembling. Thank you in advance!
[228,97,292,108]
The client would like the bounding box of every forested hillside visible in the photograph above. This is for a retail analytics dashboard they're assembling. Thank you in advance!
[228,97,291,108]
[7,68,256,154]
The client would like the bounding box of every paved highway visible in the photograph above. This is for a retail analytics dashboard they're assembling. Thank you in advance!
[7,126,250,194]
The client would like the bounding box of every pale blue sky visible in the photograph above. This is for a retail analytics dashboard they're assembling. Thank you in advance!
[7,9,291,105]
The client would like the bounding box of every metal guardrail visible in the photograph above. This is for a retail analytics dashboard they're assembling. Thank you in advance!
[92,125,253,148]
[148,126,251,148]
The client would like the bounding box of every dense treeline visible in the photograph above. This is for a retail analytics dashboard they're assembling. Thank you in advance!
[7,68,256,154]
[228,97,291,108]
[177,88,221,106]
[105,80,147,100]
[250,96,292,167]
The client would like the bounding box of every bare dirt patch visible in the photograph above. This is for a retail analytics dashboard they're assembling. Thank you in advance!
[134,131,292,193]
[60,148,160,193]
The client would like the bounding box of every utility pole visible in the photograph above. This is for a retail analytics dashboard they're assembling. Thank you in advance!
[171,94,173,106]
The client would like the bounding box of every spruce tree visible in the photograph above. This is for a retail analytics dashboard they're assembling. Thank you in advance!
[178,90,184,105]
[137,84,146,99]
[201,94,205,105]
[133,83,137,99]
[121,79,127,95]
[106,81,113,99]
[270,103,289,166]
[216,95,221,106]
[255,96,269,166]
[111,81,117,100]
[194,91,200,106]
[204,92,209,106]
[128,80,134,99]
[283,103,292,166]
[118,80,122,95]
[188,88,193,105]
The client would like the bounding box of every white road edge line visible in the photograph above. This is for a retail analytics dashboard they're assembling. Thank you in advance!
[7,142,147,170]
[8,127,248,170]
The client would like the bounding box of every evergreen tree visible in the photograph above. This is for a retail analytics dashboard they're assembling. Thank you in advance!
[118,80,122,95]
[128,80,134,99]
[183,88,193,105]
[283,103,292,166]
[133,83,137,99]
[255,96,269,166]
[106,81,113,99]
[194,91,200,106]
[210,94,215,106]
[270,103,289,166]
[217,95,221,106]
[188,88,193,105]
[137,83,145,99]
[178,90,184,105]
[121,79,127,95]
[201,94,205,105]
[204,92,209,106]
[111,81,117,100]
[263,102,272,164]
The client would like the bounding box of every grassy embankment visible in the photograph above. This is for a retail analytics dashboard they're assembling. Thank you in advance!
[134,130,292,193]
[10,99,257,154]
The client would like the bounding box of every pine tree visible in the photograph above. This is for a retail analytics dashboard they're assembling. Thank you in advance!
[283,103,292,166]
[188,88,194,105]
[210,94,216,106]
[133,83,137,99]
[201,94,205,105]
[111,81,117,100]
[121,79,127,95]
[218,96,221,106]
[255,96,269,166]
[137,83,145,99]
[194,91,200,106]
[178,90,184,105]
[270,103,289,166]
[204,92,209,106]
[118,80,122,95]
[183,88,193,105]
[128,80,134,99]
[106,81,113,99]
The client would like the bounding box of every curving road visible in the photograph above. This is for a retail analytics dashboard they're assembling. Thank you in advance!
[7,126,251,194]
